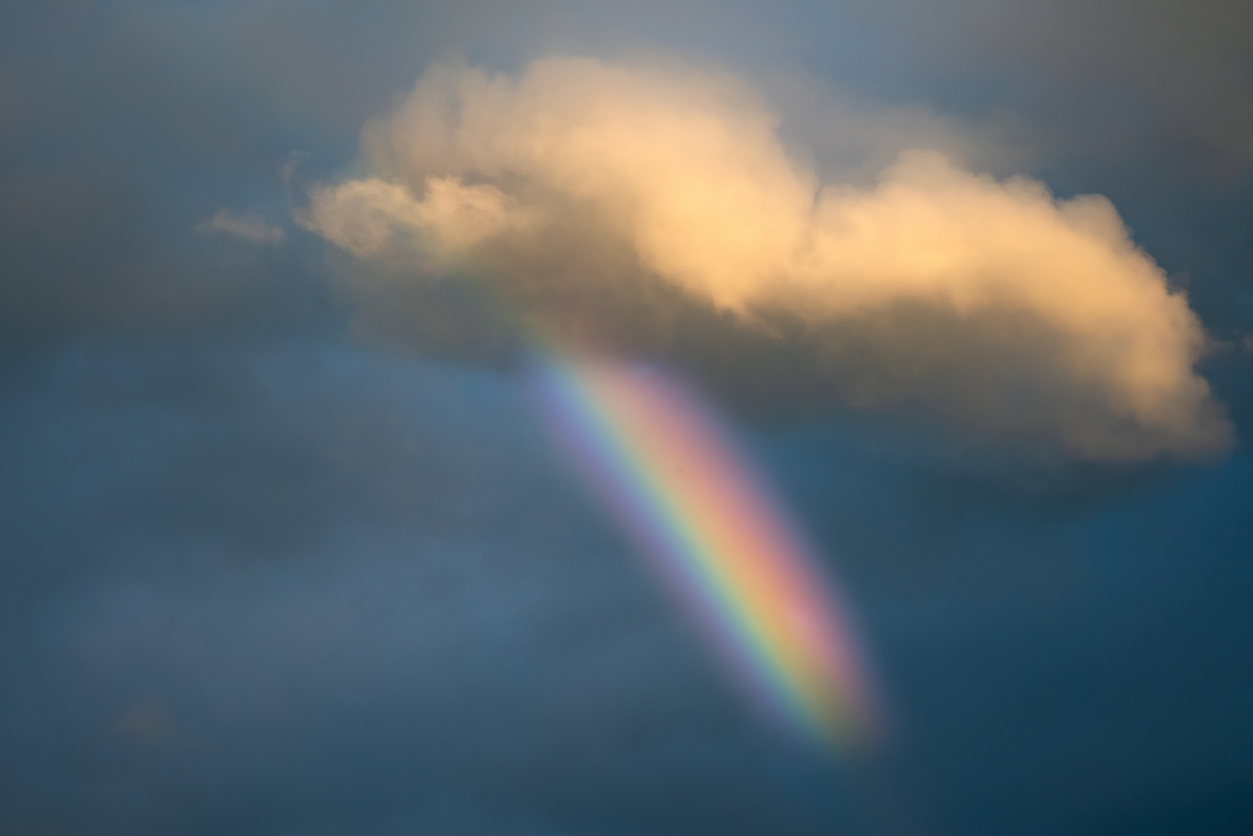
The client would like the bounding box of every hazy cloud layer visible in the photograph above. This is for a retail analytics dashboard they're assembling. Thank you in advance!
[308,57,1231,460]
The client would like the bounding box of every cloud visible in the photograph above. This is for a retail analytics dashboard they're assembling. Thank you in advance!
[198,210,286,245]
[305,57,1232,462]
[99,698,205,752]
[854,0,1253,176]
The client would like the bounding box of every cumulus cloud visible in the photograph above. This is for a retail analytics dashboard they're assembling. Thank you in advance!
[305,57,1232,461]
[199,210,286,244]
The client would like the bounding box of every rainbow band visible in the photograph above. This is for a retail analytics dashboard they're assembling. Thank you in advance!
[528,352,878,748]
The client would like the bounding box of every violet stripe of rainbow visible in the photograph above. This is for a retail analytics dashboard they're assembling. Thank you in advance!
[527,352,879,748]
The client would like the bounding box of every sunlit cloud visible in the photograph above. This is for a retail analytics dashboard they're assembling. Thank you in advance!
[306,56,1232,461]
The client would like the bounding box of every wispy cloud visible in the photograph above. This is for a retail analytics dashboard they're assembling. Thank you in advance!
[199,210,286,244]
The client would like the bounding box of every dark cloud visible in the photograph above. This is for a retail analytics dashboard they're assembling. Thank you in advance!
[3,344,1251,835]
[854,0,1253,177]
[0,2,347,372]
[0,344,872,835]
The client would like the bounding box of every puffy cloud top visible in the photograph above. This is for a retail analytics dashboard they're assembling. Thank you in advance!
[308,57,1232,461]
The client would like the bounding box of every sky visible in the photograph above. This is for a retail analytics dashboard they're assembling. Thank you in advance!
[1,2,1251,834]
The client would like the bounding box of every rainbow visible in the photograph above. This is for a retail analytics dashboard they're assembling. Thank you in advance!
[527,351,880,748]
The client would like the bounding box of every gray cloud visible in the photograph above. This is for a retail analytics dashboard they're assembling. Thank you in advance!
[197,210,286,244]
[3,343,1250,836]
[99,698,206,752]
[0,343,875,835]
[850,0,1253,177]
